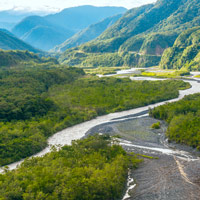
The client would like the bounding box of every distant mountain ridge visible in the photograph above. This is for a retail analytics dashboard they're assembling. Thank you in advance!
[44,6,127,32]
[54,14,123,52]
[12,6,127,51]
[0,10,47,30]
[12,16,74,51]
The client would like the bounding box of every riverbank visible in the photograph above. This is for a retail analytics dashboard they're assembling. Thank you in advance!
[86,115,200,200]
[1,79,199,173]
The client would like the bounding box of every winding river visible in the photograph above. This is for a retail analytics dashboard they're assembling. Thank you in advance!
[1,77,200,174]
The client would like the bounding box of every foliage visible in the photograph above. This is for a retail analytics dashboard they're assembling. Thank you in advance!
[84,66,129,75]
[0,65,85,165]
[59,50,161,68]
[141,70,190,78]
[151,122,161,129]
[150,93,200,149]
[59,0,200,68]
[0,64,189,166]
[54,14,122,52]
[0,50,58,67]
[0,135,142,200]
[0,29,40,53]
[160,27,200,71]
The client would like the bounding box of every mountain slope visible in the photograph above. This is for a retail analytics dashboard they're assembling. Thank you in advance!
[160,26,200,71]
[54,14,123,52]
[12,6,127,51]
[81,0,185,53]
[22,26,73,51]
[12,16,74,51]
[59,0,200,68]
[0,29,40,53]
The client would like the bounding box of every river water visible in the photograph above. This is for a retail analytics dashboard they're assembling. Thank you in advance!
[1,77,200,173]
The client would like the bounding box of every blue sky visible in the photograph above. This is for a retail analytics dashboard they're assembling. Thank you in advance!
[0,0,156,12]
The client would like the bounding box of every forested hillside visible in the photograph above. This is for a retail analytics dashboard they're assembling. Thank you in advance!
[150,93,200,149]
[59,0,200,69]
[160,27,200,71]
[54,14,122,52]
[0,50,57,67]
[12,6,126,51]
[0,29,40,53]
[12,16,74,51]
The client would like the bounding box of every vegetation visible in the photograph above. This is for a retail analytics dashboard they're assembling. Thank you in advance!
[0,29,40,53]
[54,14,122,52]
[59,0,200,68]
[160,27,200,71]
[141,70,190,78]
[12,6,126,51]
[151,122,161,129]
[0,50,58,67]
[59,50,161,68]
[150,93,200,149]
[0,135,142,200]
[0,60,190,166]
[84,66,129,75]
[0,65,85,166]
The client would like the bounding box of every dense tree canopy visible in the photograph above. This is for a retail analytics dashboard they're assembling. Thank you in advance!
[0,63,189,166]
[150,93,200,149]
[0,135,142,200]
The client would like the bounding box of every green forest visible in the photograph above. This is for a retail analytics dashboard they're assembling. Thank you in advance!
[0,59,190,166]
[58,0,200,69]
[160,27,200,71]
[0,135,142,200]
[0,0,200,199]
[150,93,200,149]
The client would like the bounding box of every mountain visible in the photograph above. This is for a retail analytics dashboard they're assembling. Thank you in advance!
[44,6,127,32]
[160,26,200,71]
[12,6,127,51]
[0,10,48,30]
[0,29,40,53]
[22,26,73,51]
[12,16,74,51]
[59,0,200,68]
[54,14,123,52]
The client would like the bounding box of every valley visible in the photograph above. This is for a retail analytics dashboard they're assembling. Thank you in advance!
[0,0,200,199]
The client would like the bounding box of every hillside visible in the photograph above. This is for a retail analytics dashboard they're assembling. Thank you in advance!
[0,29,40,53]
[12,6,127,51]
[160,27,200,71]
[22,26,73,51]
[12,16,74,51]
[0,50,57,67]
[59,0,200,68]
[54,14,122,52]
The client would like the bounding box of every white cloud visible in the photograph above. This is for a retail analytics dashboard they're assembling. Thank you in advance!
[0,0,156,12]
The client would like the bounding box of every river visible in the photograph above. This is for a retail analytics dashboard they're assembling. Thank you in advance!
[1,76,199,173]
